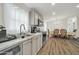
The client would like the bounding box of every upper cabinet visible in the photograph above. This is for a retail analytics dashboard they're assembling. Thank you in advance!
[38,16,44,26]
[29,9,35,26]
[29,8,43,26]
[34,12,39,25]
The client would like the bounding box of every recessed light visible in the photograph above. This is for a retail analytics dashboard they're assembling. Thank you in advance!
[76,5,79,8]
[51,3,55,6]
[52,12,56,15]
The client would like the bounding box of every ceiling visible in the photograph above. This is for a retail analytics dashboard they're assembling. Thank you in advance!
[25,3,79,20]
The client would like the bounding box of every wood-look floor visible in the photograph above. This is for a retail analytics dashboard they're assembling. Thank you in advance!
[38,38,79,55]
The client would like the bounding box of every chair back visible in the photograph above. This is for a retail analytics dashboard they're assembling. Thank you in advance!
[60,29,67,38]
[53,29,59,37]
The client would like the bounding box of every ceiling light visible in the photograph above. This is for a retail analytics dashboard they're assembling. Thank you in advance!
[76,5,79,8]
[51,3,55,6]
[52,12,56,15]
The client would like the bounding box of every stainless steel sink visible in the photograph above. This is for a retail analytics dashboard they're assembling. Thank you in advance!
[26,34,32,36]
[16,33,33,39]
[21,34,32,38]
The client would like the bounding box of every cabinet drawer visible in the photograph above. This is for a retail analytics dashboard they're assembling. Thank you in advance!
[23,39,31,45]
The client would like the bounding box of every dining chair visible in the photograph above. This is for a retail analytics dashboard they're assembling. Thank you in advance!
[60,29,67,38]
[53,29,59,37]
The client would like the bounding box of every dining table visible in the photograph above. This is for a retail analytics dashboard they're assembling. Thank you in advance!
[67,32,75,39]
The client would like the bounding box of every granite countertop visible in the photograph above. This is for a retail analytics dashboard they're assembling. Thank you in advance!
[0,33,41,52]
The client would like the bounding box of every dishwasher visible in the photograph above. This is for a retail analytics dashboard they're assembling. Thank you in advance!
[0,44,23,55]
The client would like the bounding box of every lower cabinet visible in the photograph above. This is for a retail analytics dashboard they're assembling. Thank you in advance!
[31,37,38,55]
[31,34,42,55]
[22,39,32,55]
[22,33,42,55]
[37,34,42,52]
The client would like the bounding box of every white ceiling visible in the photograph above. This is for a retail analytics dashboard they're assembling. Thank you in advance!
[25,3,79,20]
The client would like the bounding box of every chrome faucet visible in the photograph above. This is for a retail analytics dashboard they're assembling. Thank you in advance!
[20,24,26,35]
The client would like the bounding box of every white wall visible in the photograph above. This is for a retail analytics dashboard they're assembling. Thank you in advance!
[44,16,79,38]
[3,4,30,34]
[67,17,77,32]
[44,18,67,31]
[75,16,79,37]
[0,4,4,26]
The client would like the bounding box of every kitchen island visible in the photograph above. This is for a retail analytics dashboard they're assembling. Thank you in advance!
[0,33,42,55]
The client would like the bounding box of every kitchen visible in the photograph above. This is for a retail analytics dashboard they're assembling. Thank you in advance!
[0,3,46,55]
[1,0,79,59]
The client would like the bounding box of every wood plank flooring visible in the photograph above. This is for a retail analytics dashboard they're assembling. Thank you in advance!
[37,38,79,55]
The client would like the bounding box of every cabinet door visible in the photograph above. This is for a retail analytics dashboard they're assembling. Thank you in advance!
[37,34,42,52]
[32,37,38,55]
[30,10,35,25]
[23,39,32,55]
[19,44,23,55]
[37,37,40,52]
[35,12,38,25]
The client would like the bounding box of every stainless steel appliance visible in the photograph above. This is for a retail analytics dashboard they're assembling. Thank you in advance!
[0,25,6,43]
[38,19,43,26]
[42,31,47,43]
[31,26,37,33]
[0,45,22,55]
[0,25,17,43]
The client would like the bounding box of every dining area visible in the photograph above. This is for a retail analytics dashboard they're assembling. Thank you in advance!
[48,29,76,40]
[38,29,79,55]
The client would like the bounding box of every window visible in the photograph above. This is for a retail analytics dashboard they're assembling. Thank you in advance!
[67,17,77,32]
[4,4,29,34]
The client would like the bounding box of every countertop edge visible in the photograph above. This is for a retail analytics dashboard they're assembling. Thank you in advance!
[0,33,42,53]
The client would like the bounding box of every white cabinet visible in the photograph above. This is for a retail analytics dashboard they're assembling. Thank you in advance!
[29,9,35,25]
[29,8,43,26]
[23,39,32,55]
[34,12,39,25]
[19,44,23,55]
[22,33,42,55]
[31,37,38,55]
[37,34,42,52]
[31,33,42,55]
